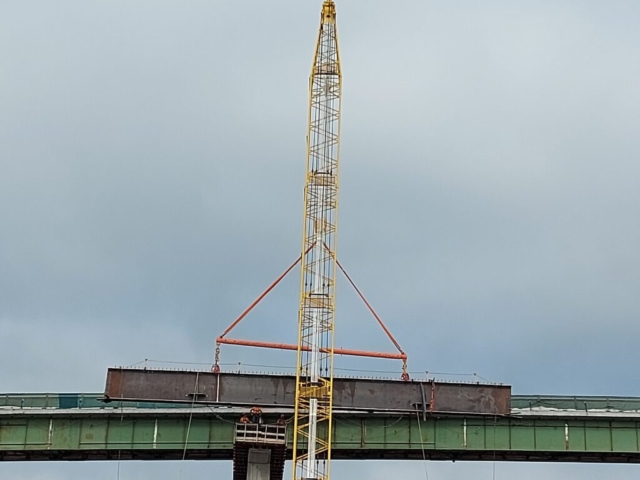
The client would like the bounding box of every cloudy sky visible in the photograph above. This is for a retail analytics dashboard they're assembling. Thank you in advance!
[2,0,639,478]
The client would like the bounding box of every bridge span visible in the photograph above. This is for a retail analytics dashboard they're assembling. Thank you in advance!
[1,392,640,463]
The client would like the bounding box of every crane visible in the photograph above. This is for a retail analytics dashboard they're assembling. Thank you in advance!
[212,2,407,479]
[292,2,341,480]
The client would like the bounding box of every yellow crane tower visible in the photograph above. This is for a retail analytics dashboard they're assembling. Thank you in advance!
[214,1,407,478]
[292,2,341,480]
[102,1,408,477]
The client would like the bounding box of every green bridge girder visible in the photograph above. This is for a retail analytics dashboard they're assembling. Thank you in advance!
[1,393,640,463]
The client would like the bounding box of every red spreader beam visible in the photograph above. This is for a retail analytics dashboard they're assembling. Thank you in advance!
[216,337,407,361]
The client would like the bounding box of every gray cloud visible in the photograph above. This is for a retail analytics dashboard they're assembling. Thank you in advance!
[1,0,639,477]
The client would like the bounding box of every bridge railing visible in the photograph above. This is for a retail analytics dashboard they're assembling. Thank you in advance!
[235,423,286,445]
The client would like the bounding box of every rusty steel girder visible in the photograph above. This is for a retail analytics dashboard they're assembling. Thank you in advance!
[104,368,511,415]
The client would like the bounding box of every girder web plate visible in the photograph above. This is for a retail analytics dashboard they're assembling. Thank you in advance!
[104,368,511,415]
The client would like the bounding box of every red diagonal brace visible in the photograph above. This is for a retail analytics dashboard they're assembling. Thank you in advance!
[334,258,406,356]
[218,245,313,340]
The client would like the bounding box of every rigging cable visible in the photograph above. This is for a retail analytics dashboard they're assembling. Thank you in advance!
[178,372,200,480]
[415,410,430,480]
[492,415,497,480]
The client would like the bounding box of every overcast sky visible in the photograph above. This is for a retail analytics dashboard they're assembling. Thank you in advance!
[1,0,639,478]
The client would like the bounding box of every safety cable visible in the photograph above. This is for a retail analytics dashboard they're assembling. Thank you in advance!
[178,372,200,480]
[492,415,497,480]
[116,399,125,480]
[126,358,494,384]
[415,410,430,480]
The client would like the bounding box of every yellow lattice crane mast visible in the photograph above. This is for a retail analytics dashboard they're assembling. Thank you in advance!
[292,2,341,480]
[214,1,407,476]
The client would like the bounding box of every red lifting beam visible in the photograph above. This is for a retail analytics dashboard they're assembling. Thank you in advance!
[216,336,407,361]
